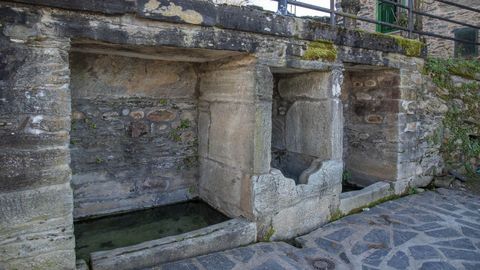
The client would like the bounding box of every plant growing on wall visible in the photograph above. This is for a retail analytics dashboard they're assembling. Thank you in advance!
[424,58,480,178]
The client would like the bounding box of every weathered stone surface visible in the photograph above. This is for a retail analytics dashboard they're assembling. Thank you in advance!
[342,69,401,186]
[70,53,198,218]
[0,0,436,268]
[285,100,341,160]
[90,218,256,270]
[299,159,343,187]
[0,21,75,268]
[278,72,333,100]
[339,181,394,214]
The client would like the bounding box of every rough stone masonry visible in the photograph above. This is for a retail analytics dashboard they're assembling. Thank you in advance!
[0,0,439,269]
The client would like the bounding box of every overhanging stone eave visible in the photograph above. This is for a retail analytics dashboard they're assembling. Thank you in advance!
[6,0,425,58]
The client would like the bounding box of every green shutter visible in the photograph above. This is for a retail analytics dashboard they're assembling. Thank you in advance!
[377,0,404,33]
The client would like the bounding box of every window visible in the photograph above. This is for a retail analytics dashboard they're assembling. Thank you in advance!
[377,0,407,33]
[454,28,478,58]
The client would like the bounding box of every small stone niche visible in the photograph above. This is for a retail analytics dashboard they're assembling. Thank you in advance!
[342,68,401,187]
[271,71,341,184]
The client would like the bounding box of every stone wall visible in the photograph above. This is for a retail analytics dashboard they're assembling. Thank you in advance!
[342,69,400,186]
[0,28,76,269]
[356,0,376,32]
[422,0,480,58]
[355,0,479,58]
[0,0,432,267]
[70,52,198,218]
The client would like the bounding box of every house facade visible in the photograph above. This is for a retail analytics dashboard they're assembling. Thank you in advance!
[355,0,479,58]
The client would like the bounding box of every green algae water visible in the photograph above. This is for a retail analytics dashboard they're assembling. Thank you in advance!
[74,200,228,262]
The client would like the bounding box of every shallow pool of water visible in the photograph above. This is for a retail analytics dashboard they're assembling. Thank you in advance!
[74,200,228,262]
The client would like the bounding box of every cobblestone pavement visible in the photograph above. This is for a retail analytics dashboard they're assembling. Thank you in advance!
[156,189,480,270]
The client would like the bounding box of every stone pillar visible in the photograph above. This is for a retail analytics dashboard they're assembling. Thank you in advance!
[0,10,76,269]
[341,0,361,29]
[197,56,272,219]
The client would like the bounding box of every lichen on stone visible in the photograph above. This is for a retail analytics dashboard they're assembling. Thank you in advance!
[302,40,337,62]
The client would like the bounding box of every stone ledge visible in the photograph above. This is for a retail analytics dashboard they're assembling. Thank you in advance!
[90,218,256,270]
[339,181,394,215]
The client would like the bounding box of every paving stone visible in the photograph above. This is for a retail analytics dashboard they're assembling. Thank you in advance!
[398,207,429,215]
[393,230,417,246]
[412,222,442,231]
[456,219,480,230]
[362,249,390,267]
[351,242,371,255]
[387,251,409,270]
[197,254,235,270]
[461,226,480,238]
[161,260,199,270]
[339,252,351,264]
[392,223,411,230]
[155,190,480,270]
[259,245,275,253]
[379,201,403,211]
[437,203,461,211]
[414,214,445,222]
[388,215,416,225]
[230,247,255,263]
[363,229,390,247]
[324,228,355,242]
[439,248,480,261]
[462,211,480,218]
[419,261,456,270]
[419,205,463,218]
[342,215,368,224]
[408,245,441,260]
[463,263,480,270]
[362,265,378,270]
[433,238,476,250]
[424,228,461,238]
[252,259,285,270]
[314,238,344,254]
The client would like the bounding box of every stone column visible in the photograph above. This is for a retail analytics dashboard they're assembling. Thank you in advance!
[197,56,272,219]
[0,9,76,269]
[341,0,361,29]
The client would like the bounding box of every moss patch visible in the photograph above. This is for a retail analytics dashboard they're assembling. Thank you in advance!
[262,226,276,242]
[391,35,423,57]
[329,209,344,222]
[303,40,337,62]
[347,194,401,215]
[424,58,480,178]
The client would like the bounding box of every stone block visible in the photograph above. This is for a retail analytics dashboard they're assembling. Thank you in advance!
[199,59,256,103]
[278,71,332,100]
[253,101,272,174]
[207,102,254,171]
[0,183,75,269]
[70,53,197,99]
[299,159,343,188]
[286,99,342,160]
[90,218,256,270]
[270,195,335,240]
[199,158,249,218]
[339,181,394,214]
